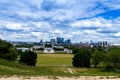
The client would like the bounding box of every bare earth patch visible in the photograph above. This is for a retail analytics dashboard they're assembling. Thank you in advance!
[0,76,120,80]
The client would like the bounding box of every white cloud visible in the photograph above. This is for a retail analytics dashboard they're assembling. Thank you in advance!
[31,32,42,37]
[115,32,120,37]
[0,20,31,31]
[31,21,52,29]
[0,34,4,40]
[5,23,23,30]
[71,17,112,28]
[51,29,63,34]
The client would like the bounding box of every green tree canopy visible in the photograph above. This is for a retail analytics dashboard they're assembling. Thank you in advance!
[106,48,120,67]
[72,48,91,68]
[91,48,105,68]
[19,50,37,66]
[0,40,18,61]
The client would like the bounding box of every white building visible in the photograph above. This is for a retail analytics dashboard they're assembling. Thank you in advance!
[32,45,44,50]
[64,48,73,53]
[16,48,33,52]
[44,48,54,53]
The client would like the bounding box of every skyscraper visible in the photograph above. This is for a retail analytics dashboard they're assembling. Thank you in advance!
[56,37,64,44]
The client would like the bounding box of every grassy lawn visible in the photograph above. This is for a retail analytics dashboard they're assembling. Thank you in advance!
[36,53,73,67]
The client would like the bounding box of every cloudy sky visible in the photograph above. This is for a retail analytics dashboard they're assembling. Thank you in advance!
[0,0,120,43]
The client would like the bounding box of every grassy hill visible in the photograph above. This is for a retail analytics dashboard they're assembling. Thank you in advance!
[0,58,72,76]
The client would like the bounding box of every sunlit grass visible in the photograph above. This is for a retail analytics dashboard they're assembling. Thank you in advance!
[36,53,73,67]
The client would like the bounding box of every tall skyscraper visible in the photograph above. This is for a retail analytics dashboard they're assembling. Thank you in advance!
[56,37,64,44]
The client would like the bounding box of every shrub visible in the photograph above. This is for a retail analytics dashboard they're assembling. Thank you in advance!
[72,52,91,68]
[19,50,37,66]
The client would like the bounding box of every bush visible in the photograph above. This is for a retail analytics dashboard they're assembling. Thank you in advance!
[72,50,90,68]
[19,50,37,66]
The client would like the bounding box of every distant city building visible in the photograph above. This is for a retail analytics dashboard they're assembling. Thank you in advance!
[103,41,108,47]
[40,39,43,44]
[38,37,71,45]
[98,41,103,47]
[51,39,56,44]
[97,41,108,47]
[65,39,71,45]
[73,41,109,48]
[56,37,64,44]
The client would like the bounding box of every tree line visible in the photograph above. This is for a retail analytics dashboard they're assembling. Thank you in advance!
[72,46,120,70]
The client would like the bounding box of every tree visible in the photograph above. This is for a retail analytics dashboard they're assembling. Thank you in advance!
[0,40,18,61]
[72,47,80,54]
[106,48,120,67]
[72,48,91,68]
[19,50,37,66]
[91,49,105,68]
[4,48,18,61]
[17,50,23,55]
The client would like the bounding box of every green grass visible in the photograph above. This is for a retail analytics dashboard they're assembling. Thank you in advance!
[0,58,72,76]
[37,54,73,67]
[0,53,120,76]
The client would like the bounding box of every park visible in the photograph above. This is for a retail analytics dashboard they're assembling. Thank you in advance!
[1,40,120,80]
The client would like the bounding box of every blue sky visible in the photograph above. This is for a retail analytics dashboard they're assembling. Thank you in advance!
[0,0,120,43]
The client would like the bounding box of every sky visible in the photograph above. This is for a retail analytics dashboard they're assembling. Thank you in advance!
[0,0,120,43]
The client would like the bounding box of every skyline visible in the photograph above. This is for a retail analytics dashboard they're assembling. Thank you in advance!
[0,0,120,43]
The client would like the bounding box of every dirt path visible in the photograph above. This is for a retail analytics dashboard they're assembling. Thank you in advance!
[0,76,120,80]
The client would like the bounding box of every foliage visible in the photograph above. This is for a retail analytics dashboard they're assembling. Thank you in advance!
[4,48,18,61]
[19,50,37,66]
[72,47,80,54]
[91,48,105,68]
[105,48,120,67]
[0,40,18,61]
[72,48,91,68]
[17,50,23,55]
